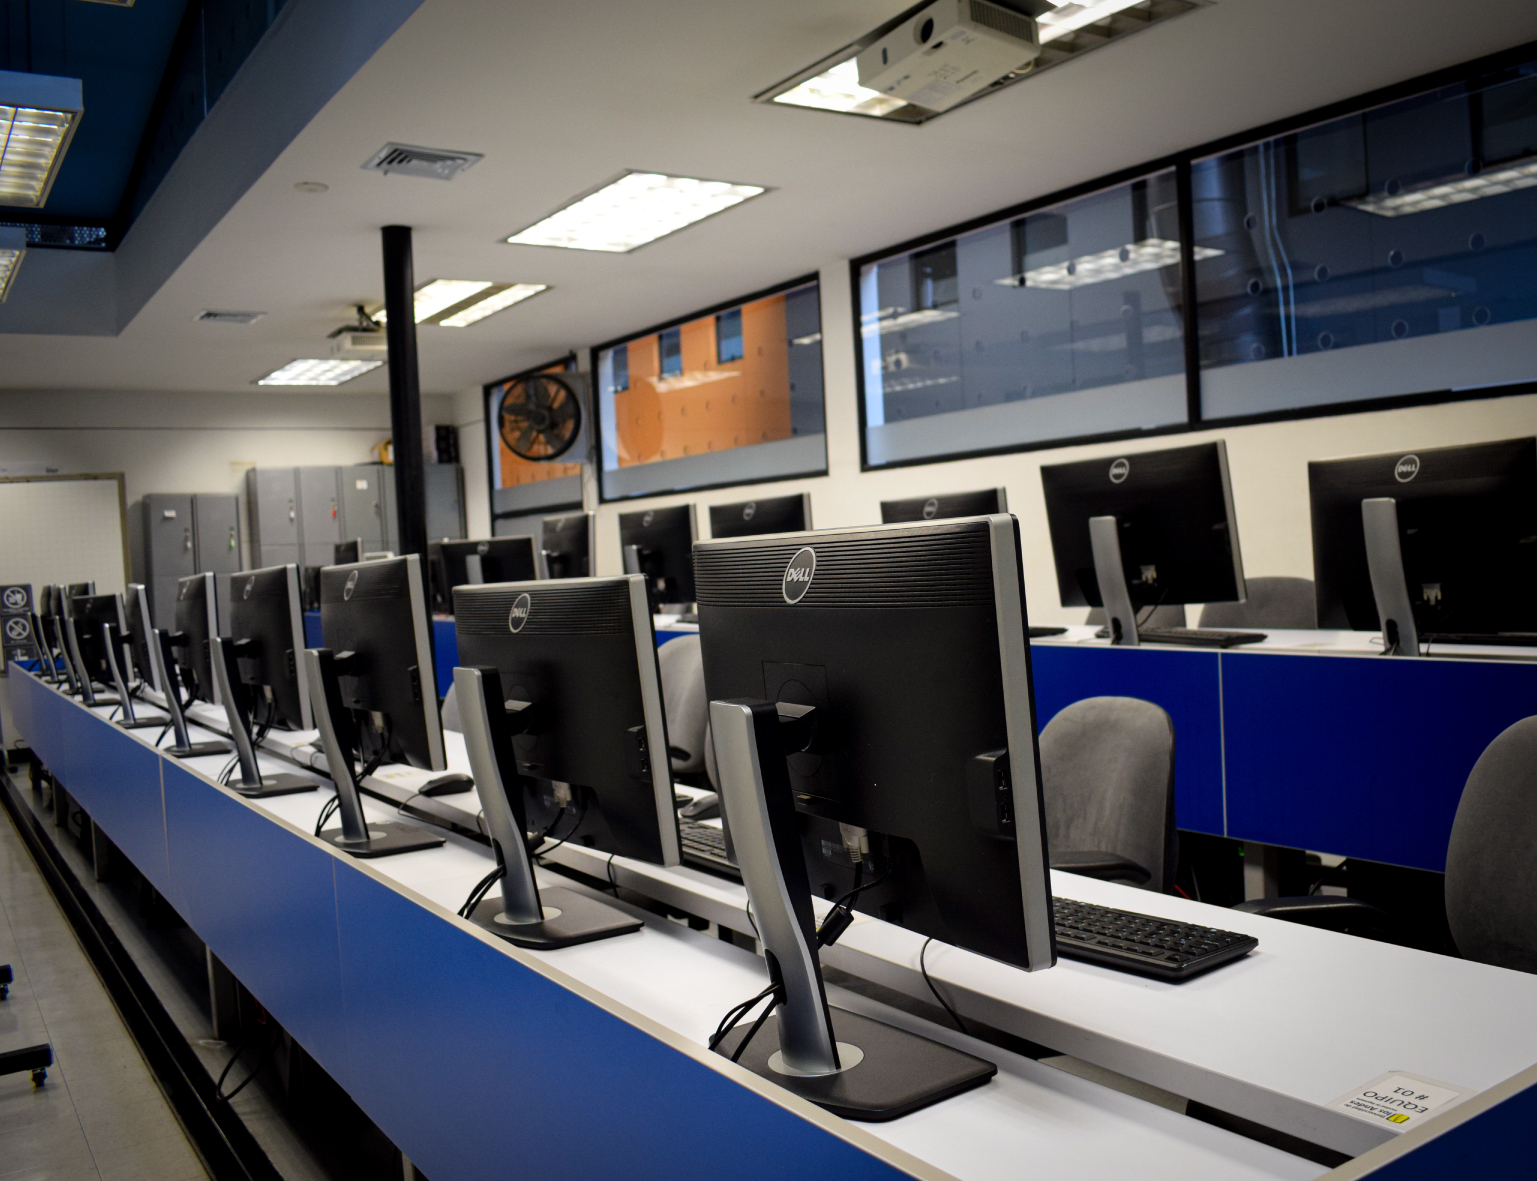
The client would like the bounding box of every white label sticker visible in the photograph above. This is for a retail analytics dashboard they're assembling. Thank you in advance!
[1330,1072,1471,1131]
[355,479,369,490]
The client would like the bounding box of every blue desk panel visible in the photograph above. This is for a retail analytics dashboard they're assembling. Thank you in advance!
[67,706,170,893]
[331,865,909,1181]
[303,609,322,650]
[1361,1077,1537,1178]
[1030,645,1225,836]
[162,762,351,1082]
[1223,652,1537,871]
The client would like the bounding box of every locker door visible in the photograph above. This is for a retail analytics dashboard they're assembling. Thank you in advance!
[192,494,241,576]
[341,466,385,548]
[380,467,399,553]
[298,467,342,567]
[248,468,299,548]
[143,495,196,587]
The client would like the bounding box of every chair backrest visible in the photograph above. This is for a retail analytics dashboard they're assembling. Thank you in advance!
[1085,604,1187,629]
[1039,696,1176,891]
[1198,577,1316,629]
[440,682,461,733]
[1445,716,1537,973]
[657,633,707,775]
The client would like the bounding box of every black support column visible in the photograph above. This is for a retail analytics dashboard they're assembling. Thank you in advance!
[381,225,427,560]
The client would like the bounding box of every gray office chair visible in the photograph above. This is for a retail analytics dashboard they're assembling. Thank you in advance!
[1040,696,1177,892]
[439,683,462,733]
[1086,605,1187,629]
[1198,577,1316,630]
[1238,717,1537,973]
[657,634,708,776]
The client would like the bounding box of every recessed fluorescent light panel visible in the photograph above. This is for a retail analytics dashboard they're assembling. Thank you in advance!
[996,238,1222,290]
[369,279,548,327]
[505,171,766,253]
[256,358,383,386]
[0,70,85,207]
[757,0,1208,125]
[0,226,25,300]
[1348,159,1537,218]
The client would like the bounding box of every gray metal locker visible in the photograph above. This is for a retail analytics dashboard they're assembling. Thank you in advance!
[380,468,399,553]
[247,468,299,549]
[142,494,195,627]
[298,466,342,567]
[425,464,466,541]
[341,465,386,549]
[193,494,241,577]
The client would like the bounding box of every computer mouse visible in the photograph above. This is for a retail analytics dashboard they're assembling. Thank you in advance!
[420,773,475,797]
[680,792,720,821]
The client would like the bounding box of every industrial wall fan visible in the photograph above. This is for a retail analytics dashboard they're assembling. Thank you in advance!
[498,372,583,461]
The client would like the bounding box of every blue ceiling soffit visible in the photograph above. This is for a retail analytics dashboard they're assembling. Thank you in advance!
[0,0,191,223]
[0,0,429,336]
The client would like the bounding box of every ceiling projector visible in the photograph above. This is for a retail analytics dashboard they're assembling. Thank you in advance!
[856,0,1040,113]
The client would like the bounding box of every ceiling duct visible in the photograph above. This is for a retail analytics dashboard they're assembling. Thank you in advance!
[361,143,484,181]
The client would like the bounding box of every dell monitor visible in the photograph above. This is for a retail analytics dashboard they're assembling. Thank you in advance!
[1309,437,1537,653]
[880,488,1007,523]
[229,565,313,731]
[695,516,1053,1119]
[335,539,364,565]
[1041,442,1249,646]
[618,505,696,611]
[66,581,95,599]
[63,593,124,707]
[451,574,679,947]
[124,584,159,691]
[709,493,812,539]
[171,573,221,705]
[304,556,447,857]
[431,537,539,612]
[540,511,594,579]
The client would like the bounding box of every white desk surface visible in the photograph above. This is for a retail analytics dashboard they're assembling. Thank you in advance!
[167,691,1537,1160]
[1032,624,1537,661]
[94,693,1322,1181]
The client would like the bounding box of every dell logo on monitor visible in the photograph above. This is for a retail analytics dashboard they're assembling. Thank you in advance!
[343,570,359,601]
[782,547,817,604]
[1109,458,1130,484]
[642,511,655,527]
[243,576,255,599]
[508,593,532,632]
[476,541,490,555]
[922,497,940,519]
[742,502,757,521]
[1395,454,1420,483]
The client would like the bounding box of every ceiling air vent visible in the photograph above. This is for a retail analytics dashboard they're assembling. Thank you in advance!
[362,143,484,181]
[196,310,265,324]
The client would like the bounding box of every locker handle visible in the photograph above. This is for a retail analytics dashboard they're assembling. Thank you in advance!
[184,528,192,552]
[228,527,237,551]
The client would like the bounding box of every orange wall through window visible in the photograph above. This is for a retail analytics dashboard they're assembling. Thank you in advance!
[613,295,792,468]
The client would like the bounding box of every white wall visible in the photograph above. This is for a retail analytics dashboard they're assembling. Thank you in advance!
[464,261,1537,626]
[0,390,456,567]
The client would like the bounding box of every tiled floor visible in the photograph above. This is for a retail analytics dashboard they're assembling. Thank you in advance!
[0,807,209,1181]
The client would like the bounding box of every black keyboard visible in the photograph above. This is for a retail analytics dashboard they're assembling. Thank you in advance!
[1424,632,1537,648]
[680,819,738,876]
[1053,897,1257,980]
[1138,627,1266,649]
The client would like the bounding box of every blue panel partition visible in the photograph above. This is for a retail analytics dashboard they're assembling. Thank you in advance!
[1030,645,1225,835]
[431,618,456,699]
[1222,653,1537,871]
[161,762,351,1082]
[331,865,910,1181]
[67,711,170,892]
[1359,1078,1537,1178]
[303,610,323,649]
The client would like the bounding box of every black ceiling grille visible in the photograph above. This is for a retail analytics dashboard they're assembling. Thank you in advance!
[361,143,484,181]
[0,223,109,250]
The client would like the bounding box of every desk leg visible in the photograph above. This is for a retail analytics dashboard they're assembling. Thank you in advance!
[206,948,239,1042]
[1243,842,1280,900]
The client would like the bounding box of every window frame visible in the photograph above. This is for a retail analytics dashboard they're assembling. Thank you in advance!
[484,352,582,530]
[852,36,1537,472]
[589,271,828,503]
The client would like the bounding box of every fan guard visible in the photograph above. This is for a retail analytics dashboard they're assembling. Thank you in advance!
[498,373,583,461]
